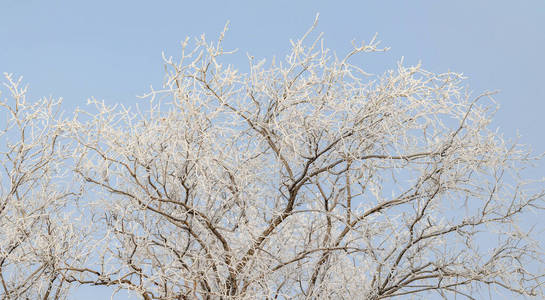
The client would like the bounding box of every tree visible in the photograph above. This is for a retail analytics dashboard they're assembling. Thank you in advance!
[4,22,545,299]
[0,73,79,299]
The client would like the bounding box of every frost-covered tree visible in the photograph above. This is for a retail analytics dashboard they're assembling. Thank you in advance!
[6,22,544,299]
[0,73,80,299]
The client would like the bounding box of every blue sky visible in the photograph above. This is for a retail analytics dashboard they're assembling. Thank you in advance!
[1,1,544,299]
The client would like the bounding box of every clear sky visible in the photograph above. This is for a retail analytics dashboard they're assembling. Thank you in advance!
[1,1,544,299]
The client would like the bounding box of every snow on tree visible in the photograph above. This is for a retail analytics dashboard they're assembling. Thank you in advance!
[0,73,81,299]
[2,21,544,299]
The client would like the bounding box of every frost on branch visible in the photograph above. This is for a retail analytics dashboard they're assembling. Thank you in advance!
[59,25,545,299]
[0,74,81,299]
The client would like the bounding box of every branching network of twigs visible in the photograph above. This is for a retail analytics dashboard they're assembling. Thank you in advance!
[0,19,544,299]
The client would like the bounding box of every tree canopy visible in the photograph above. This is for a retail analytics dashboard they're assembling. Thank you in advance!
[1,23,544,299]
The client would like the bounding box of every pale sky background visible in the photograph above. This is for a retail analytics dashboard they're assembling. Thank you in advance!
[1,1,544,299]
